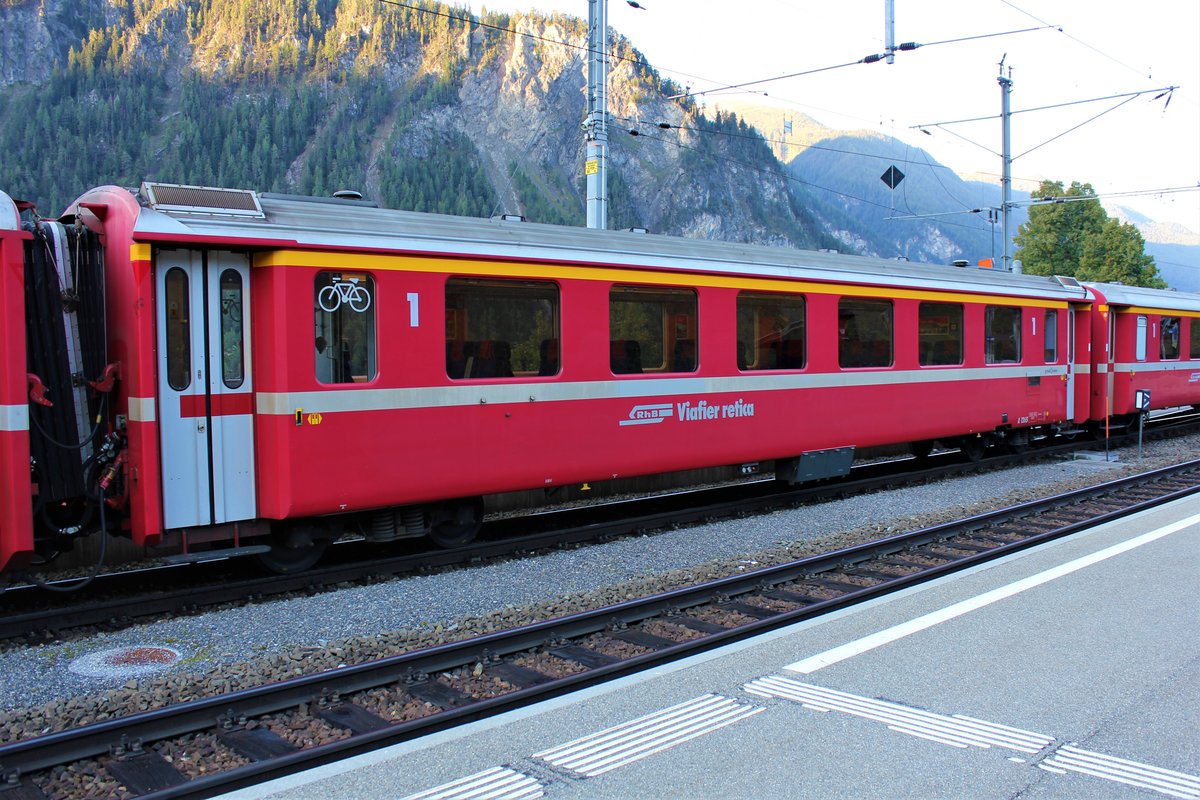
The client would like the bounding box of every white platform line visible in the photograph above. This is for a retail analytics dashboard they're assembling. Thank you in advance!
[401,766,544,800]
[784,512,1200,673]
[534,694,764,777]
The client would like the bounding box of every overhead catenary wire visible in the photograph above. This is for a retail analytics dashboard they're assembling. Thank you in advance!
[999,0,1163,85]
[668,25,1056,101]
[612,115,962,171]
[378,0,989,234]
[379,1,1192,239]
[1011,184,1200,209]
[913,86,1176,128]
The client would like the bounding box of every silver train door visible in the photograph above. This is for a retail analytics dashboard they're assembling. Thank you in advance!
[156,250,256,529]
[1066,308,1075,419]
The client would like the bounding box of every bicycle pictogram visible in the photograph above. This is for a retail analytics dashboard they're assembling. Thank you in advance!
[317,277,371,313]
[221,296,241,323]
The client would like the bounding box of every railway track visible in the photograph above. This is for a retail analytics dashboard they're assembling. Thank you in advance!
[3,414,1197,645]
[1,459,1197,798]
[0,425,1165,644]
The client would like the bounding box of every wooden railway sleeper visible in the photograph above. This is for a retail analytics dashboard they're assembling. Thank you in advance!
[877,555,942,569]
[670,615,732,633]
[406,680,473,709]
[314,702,392,735]
[486,661,558,689]
[217,726,298,761]
[846,567,908,581]
[608,628,678,650]
[3,778,48,800]
[722,600,782,620]
[106,749,188,796]
[763,587,826,604]
[939,539,994,552]
[549,645,622,669]
[805,576,874,592]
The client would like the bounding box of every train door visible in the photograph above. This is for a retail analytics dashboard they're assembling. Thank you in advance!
[156,250,256,529]
[1066,308,1075,419]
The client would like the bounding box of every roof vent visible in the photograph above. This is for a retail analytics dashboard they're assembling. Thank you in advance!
[332,190,364,200]
[493,214,526,222]
[626,227,649,234]
[141,182,265,218]
[1054,275,1081,288]
[951,259,969,268]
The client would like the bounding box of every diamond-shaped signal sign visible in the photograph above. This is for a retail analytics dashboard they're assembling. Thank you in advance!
[880,166,905,189]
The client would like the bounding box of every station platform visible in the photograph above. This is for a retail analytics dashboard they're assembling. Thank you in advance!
[225,494,1200,800]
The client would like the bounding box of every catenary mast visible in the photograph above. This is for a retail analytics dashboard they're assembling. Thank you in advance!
[585,0,609,229]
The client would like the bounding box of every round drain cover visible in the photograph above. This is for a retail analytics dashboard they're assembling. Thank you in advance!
[69,646,182,678]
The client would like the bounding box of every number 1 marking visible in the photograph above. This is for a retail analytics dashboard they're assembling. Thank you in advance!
[407,292,419,327]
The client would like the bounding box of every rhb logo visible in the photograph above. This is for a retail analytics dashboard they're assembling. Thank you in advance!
[619,403,674,426]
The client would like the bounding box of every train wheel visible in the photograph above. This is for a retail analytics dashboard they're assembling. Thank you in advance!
[255,523,329,574]
[960,437,986,462]
[428,497,484,548]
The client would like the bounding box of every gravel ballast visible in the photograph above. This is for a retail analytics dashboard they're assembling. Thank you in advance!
[1,436,1197,744]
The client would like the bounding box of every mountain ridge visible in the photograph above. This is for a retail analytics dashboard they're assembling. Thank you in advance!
[1,0,1191,282]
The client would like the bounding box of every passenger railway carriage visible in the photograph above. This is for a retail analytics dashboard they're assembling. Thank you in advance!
[1086,283,1200,417]
[2,182,1199,575]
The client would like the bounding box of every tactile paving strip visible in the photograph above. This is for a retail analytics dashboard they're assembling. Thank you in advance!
[532,693,764,777]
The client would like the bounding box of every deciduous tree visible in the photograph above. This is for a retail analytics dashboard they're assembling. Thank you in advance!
[1015,179,1163,288]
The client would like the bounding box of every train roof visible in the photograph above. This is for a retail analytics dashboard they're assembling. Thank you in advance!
[1085,281,1200,313]
[116,182,1089,301]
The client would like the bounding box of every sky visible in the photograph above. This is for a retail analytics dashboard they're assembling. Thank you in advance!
[462,0,1200,234]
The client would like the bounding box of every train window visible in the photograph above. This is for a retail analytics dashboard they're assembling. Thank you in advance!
[985,306,1021,364]
[737,292,805,370]
[839,298,893,368]
[314,272,377,384]
[1160,317,1181,360]
[445,278,559,378]
[219,270,245,389]
[1191,319,1200,359]
[164,268,191,391]
[1044,309,1058,363]
[610,286,698,374]
[1136,316,1147,361]
[918,302,963,366]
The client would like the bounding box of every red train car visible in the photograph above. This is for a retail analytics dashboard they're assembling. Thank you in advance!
[2,182,1197,574]
[1,191,33,573]
[1085,283,1200,420]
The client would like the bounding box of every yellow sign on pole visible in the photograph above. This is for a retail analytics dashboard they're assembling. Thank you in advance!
[585,159,599,176]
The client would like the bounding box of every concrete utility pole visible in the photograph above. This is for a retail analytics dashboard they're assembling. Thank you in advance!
[585,0,609,229]
[998,58,1017,272]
